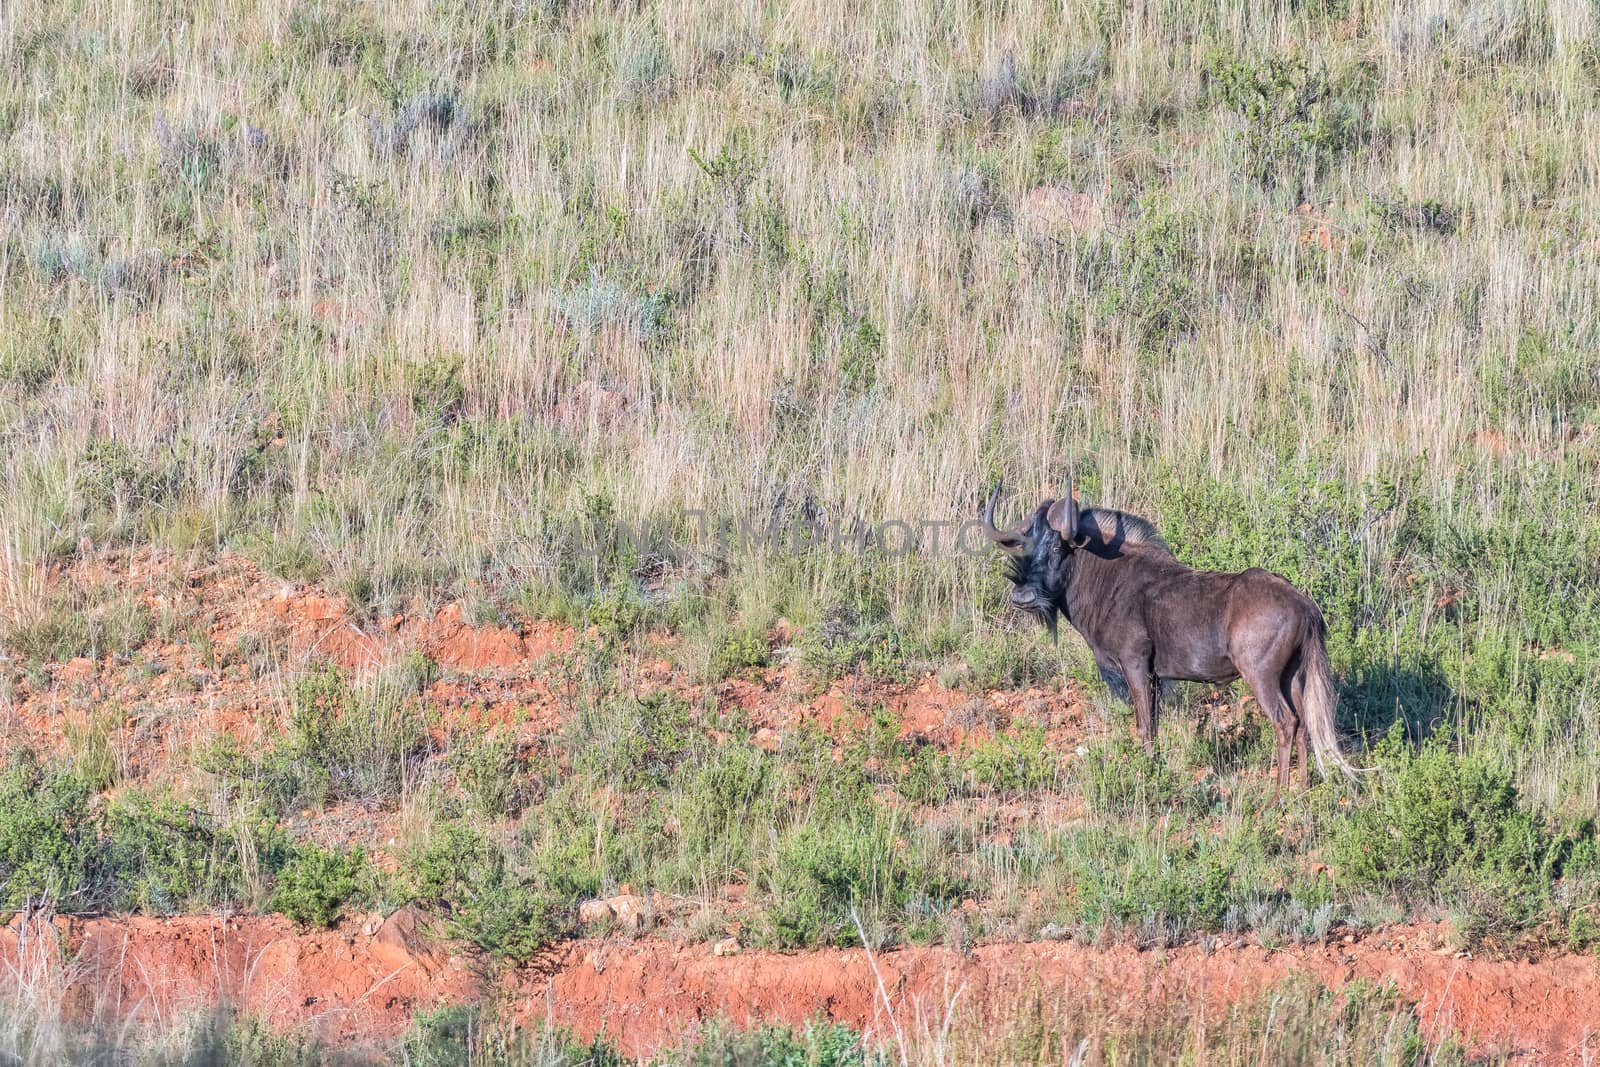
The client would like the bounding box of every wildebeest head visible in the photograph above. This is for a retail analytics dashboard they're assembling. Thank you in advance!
[981,476,1089,640]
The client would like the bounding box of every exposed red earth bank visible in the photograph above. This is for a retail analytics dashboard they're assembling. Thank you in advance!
[4,551,1599,1062]
[4,914,1599,1063]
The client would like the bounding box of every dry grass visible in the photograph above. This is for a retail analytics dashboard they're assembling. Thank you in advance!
[1,0,1599,1052]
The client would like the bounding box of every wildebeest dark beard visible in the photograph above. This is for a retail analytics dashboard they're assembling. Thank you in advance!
[1005,554,1061,640]
[1020,599,1059,639]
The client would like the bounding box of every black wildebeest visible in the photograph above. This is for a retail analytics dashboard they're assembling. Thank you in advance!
[981,477,1356,789]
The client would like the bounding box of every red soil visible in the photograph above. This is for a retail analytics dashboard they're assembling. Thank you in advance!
[6,551,1598,1061]
[0,909,481,1050]
[518,935,1600,1062]
[5,915,1598,1063]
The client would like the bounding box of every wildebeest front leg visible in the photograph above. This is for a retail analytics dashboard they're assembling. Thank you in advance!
[1123,658,1158,755]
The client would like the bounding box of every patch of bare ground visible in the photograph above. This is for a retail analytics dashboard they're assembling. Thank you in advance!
[1,551,1099,799]
[5,915,1599,1063]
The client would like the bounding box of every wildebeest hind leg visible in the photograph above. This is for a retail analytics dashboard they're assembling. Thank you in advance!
[1240,665,1294,797]
[1285,656,1310,787]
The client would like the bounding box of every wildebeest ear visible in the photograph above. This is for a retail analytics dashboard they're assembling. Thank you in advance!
[1045,494,1079,540]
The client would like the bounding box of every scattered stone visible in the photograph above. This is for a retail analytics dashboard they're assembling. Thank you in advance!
[713,937,741,957]
[607,893,646,933]
[577,899,614,926]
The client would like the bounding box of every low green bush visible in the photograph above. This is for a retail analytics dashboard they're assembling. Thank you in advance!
[1078,735,1204,814]
[103,794,272,916]
[963,724,1059,796]
[1,750,292,915]
[707,624,771,680]
[1052,824,1244,938]
[798,600,906,684]
[1330,726,1591,940]
[0,753,96,909]
[449,726,526,819]
[659,1020,885,1067]
[406,823,563,963]
[269,844,368,928]
[568,691,694,789]
[758,808,961,948]
[961,633,1055,691]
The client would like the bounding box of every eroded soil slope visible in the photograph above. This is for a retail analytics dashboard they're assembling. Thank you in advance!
[5,914,1599,1063]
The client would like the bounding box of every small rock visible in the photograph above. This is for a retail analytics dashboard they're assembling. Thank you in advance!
[360,913,384,937]
[754,728,780,752]
[713,937,741,957]
[586,949,606,974]
[1342,934,1356,945]
[1038,923,1070,941]
[607,894,646,933]
[577,899,614,925]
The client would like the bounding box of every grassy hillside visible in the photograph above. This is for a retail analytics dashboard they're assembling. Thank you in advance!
[2,0,1599,1058]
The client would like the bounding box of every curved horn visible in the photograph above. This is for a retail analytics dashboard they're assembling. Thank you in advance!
[981,480,1030,555]
[981,482,1005,539]
[1046,472,1081,539]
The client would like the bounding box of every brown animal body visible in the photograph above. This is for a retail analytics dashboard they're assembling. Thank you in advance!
[982,479,1355,789]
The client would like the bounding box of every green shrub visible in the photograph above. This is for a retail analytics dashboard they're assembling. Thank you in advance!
[406,823,562,963]
[1053,824,1243,938]
[217,1012,323,1067]
[798,600,905,684]
[449,727,525,818]
[251,662,430,811]
[103,795,265,915]
[1078,735,1202,814]
[672,742,773,880]
[963,724,1059,796]
[0,753,95,908]
[1087,201,1203,352]
[1330,726,1587,937]
[402,1005,627,1067]
[707,624,771,680]
[1,752,287,915]
[269,844,368,928]
[961,633,1054,691]
[588,571,648,639]
[759,809,960,948]
[569,691,693,789]
[1205,53,1372,193]
[660,1020,885,1067]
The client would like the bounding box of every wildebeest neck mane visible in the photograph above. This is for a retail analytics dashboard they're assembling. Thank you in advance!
[1076,507,1169,554]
